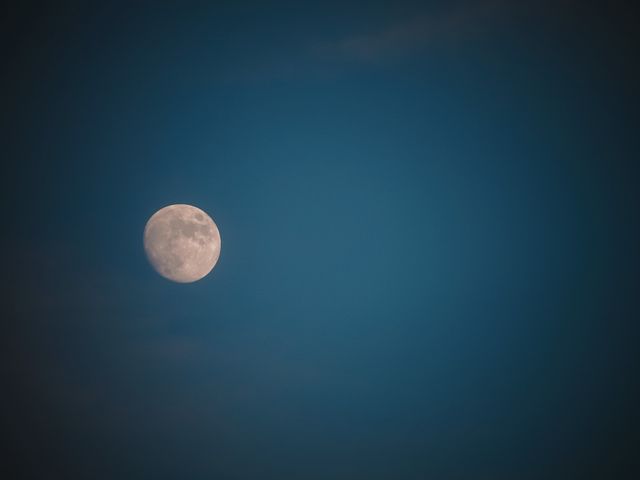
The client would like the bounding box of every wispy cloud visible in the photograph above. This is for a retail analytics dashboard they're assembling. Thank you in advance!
[315,0,528,64]
[220,1,577,83]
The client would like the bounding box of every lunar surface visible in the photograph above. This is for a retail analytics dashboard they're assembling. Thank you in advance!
[144,204,221,283]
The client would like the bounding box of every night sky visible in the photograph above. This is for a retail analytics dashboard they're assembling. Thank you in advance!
[2,1,639,479]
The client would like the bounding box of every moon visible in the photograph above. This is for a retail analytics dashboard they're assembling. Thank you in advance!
[143,204,221,283]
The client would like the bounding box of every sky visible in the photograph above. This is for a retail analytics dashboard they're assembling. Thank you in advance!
[2,1,639,479]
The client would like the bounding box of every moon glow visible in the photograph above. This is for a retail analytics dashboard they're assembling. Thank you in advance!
[144,204,221,283]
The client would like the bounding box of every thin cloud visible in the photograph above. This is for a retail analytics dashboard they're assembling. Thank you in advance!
[315,1,533,63]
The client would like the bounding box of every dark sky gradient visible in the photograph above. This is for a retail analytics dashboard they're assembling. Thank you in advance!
[2,2,639,479]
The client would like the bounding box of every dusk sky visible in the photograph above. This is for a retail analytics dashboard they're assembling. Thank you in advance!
[2,2,639,479]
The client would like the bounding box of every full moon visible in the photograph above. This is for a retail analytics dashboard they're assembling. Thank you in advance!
[143,204,221,283]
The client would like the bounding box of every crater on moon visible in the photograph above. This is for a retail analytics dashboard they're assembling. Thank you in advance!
[143,204,221,283]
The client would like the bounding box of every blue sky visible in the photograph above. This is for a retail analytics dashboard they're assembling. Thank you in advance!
[3,1,639,478]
